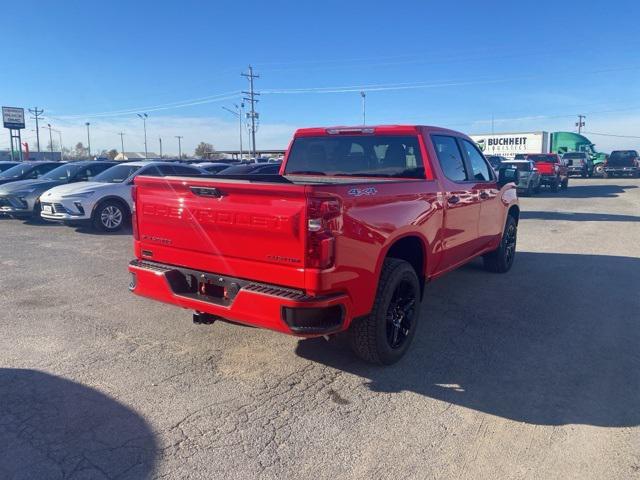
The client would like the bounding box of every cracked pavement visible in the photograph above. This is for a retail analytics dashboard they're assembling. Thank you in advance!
[0,178,639,479]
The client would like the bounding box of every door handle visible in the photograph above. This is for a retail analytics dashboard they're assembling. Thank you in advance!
[447,195,460,205]
[479,191,489,200]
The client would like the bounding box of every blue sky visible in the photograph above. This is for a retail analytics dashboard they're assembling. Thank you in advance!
[2,0,639,154]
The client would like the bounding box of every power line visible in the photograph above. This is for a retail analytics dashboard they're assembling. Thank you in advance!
[241,65,260,157]
[583,131,640,139]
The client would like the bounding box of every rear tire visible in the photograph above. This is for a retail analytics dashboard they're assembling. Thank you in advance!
[349,258,421,365]
[550,177,559,192]
[92,199,127,232]
[561,178,569,190]
[483,215,517,274]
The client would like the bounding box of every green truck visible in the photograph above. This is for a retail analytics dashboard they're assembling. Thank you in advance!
[550,131,608,177]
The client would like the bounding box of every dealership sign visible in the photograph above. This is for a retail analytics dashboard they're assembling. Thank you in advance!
[2,106,25,129]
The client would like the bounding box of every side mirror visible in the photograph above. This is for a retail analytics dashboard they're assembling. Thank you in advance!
[498,167,519,188]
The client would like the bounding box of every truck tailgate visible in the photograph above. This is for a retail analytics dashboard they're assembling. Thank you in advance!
[535,162,556,175]
[134,176,308,288]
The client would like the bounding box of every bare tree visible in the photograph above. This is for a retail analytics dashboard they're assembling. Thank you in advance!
[194,142,216,159]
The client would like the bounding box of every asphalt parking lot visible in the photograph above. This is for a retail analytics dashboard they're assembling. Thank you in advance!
[1,177,638,480]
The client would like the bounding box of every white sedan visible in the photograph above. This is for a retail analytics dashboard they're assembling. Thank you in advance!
[40,161,204,232]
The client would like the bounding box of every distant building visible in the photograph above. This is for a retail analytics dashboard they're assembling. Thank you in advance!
[113,152,160,161]
[0,150,62,161]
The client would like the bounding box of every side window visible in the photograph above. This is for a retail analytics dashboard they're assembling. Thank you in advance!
[139,165,163,176]
[432,135,468,182]
[87,164,112,178]
[34,164,58,177]
[461,139,493,182]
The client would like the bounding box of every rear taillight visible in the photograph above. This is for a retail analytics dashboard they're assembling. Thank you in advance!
[306,196,341,269]
[131,185,139,240]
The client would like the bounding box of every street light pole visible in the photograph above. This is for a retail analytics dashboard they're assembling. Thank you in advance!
[222,103,244,160]
[159,137,163,159]
[137,113,148,159]
[175,136,183,159]
[47,123,54,157]
[118,132,125,160]
[85,122,91,159]
[360,91,366,125]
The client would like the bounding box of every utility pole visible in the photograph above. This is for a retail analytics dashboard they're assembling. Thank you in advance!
[46,123,54,157]
[85,122,92,159]
[222,103,244,161]
[28,107,44,152]
[576,114,586,134]
[137,113,148,159]
[241,65,259,158]
[360,91,366,125]
[118,132,125,160]
[175,135,183,159]
[159,137,163,159]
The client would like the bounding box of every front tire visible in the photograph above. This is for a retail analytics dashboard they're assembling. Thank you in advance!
[349,258,421,365]
[483,215,517,273]
[594,164,605,177]
[561,177,569,190]
[92,200,127,232]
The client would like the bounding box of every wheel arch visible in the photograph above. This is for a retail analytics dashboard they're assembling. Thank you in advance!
[91,195,131,219]
[507,204,520,225]
[377,233,428,296]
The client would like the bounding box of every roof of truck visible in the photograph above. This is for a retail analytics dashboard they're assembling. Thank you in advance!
[293,125,467,137]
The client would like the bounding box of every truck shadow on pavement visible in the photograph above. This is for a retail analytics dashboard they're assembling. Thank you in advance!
[296,252,640,427]
[0,369,157,479]
[535,183,637,198]
[521,211,640,222]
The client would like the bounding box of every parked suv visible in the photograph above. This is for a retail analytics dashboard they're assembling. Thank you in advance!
[500,160,540,195]
[0,161,115,218]
[0,161,62,186]
[562,152,593,177]
[604,150,640,177]
[485,155,508,171]
[41,161,205,231]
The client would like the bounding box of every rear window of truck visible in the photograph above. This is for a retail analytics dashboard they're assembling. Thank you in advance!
[284,135,424,178]
[528,154,558,163]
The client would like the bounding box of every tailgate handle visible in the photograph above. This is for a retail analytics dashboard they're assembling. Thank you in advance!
[190,186,225,198]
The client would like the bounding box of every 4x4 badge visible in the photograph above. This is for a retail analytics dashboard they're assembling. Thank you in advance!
[348,187,377,197]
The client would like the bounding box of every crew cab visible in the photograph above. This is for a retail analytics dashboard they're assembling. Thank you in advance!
[604,150,640,177]
[129,126,520,364]
[526,153,568,191]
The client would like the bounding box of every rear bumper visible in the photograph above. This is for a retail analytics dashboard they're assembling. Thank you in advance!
[604,167,638,174]
[128,259,352,336]
[539,175,558,185]
[567,166,586,175]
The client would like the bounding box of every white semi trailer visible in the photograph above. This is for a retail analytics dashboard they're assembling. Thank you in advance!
[470,132,550,159]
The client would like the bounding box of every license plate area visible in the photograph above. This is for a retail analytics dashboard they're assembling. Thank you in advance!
[163,268,246,306]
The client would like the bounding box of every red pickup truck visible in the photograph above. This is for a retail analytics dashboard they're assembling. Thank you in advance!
[129,125,520,364]
[526,153,569,191]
